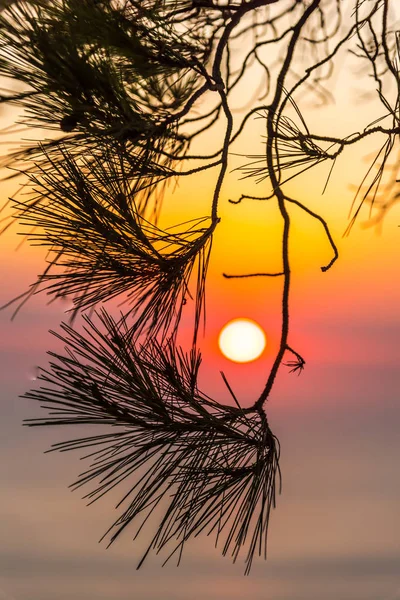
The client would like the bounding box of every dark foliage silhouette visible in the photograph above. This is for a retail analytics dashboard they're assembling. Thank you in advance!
[0,0,399,572]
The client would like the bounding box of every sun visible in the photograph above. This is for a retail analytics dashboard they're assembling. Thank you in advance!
[218,318,267,363]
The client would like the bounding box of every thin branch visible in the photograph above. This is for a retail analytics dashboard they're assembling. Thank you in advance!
[223,272,284,279]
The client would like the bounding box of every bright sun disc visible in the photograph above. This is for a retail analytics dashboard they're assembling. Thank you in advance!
[218,318,266,363]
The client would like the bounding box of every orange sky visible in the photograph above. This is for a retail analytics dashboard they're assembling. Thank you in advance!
[1,85,400,406]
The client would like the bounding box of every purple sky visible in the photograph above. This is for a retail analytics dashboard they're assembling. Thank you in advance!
[1,262,399,599]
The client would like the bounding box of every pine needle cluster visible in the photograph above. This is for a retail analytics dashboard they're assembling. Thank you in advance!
[0,0,211,164]
[25,311,280,574]
[11,147,214,337]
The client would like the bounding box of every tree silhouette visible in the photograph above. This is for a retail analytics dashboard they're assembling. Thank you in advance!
[0,0,399,573]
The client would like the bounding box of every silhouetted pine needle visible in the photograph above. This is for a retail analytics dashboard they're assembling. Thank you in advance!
[359,143,400,229]
[0,0,212,187]
[24,311,281,574]
[240,111,332,183]
[284,345,305,376]
[345,39,400,231]
[284,360,305,375]
[0,0,209,130]
[345,134,396,235]
[7,147,215,337]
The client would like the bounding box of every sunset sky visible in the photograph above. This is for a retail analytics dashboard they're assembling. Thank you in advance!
[1,6,400,600]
